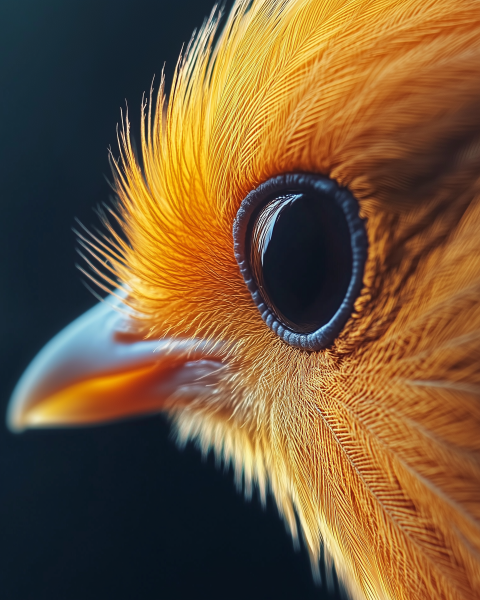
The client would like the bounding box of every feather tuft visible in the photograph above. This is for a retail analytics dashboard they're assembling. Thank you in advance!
[80,1,480,598]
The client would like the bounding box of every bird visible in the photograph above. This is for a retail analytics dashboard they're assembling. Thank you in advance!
[6,0,480,598]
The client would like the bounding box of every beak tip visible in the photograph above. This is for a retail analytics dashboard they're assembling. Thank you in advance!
[6,415,26,434]
[6,396,27,433]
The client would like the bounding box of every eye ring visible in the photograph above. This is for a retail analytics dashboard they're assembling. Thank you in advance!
[233,173,368,351]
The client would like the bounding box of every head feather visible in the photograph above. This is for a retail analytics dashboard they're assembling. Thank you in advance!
[83,1,480,598]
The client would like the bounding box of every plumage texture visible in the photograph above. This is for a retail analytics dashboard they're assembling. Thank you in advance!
[83,1,480,598]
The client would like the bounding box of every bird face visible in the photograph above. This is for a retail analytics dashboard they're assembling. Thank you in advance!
[7,1,480,599]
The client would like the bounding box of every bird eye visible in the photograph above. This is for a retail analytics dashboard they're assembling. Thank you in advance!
[233,174,368,351]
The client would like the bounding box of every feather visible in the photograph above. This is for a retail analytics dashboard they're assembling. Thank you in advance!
[64,0,480,598]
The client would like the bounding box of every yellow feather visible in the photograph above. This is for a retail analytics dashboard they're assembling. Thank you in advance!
[88,1,480,598]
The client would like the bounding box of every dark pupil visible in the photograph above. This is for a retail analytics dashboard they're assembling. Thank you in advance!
[249,191,352,334]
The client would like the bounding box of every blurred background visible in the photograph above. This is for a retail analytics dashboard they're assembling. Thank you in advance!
[0,1,340,599]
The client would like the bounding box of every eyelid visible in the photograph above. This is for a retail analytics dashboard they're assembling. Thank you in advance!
[233,173,368,351]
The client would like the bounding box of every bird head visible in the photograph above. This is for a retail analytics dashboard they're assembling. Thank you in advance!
[7,1,480,599]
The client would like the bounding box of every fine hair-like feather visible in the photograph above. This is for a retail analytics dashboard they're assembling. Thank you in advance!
[81,1,480,598]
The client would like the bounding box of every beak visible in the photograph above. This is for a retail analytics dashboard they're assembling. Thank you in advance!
[7,294,225,432]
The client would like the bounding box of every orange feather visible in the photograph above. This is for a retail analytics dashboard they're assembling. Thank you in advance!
[11,1,480,598]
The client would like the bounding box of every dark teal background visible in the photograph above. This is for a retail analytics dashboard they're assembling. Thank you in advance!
[0,1,341,598]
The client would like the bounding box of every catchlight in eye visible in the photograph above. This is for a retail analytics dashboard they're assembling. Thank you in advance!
[233,174,367,351]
